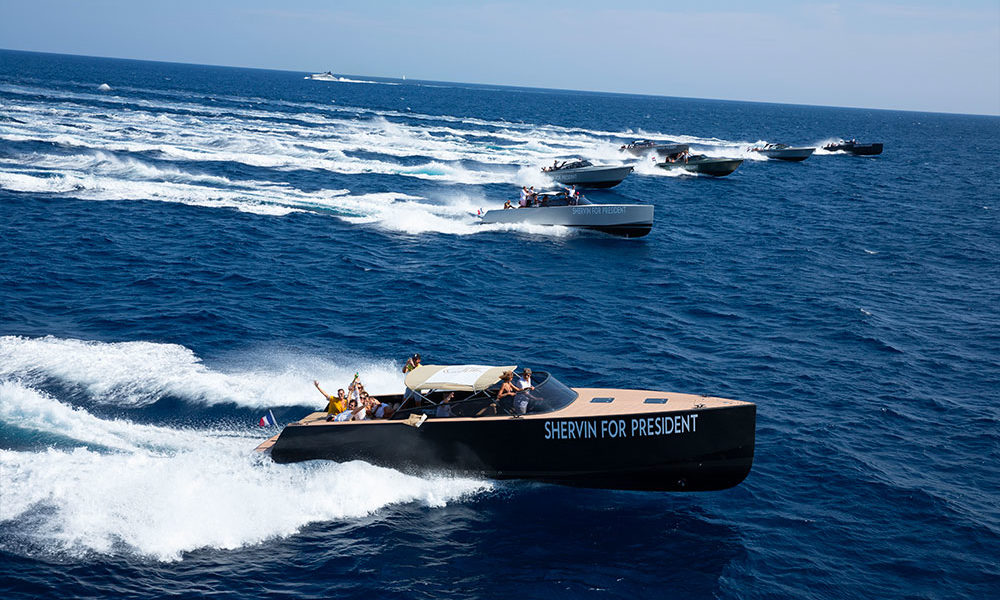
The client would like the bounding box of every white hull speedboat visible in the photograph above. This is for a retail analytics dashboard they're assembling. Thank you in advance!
[480,192,652,237]
[307,72,338,81]
[542,160,633,188]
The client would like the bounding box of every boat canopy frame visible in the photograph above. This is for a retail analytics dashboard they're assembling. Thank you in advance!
[405,364,517,392]
[393,369,578,420]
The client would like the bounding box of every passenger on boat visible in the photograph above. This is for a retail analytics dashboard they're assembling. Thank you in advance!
[476,370,517,416]
[332,398,362,422]
[403,354,421,374]
[314,380,347,420]
[498,370,520,402]
[520,186,529,207]
[515,369,536,415]
[503,200,513,210]
[517,368,535,391]
[348,377,362,404]
[371,397,396,419]
[436,392,455,417]
[402,354,422,405]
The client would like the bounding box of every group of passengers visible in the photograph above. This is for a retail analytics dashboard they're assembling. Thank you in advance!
[316,354,540,421]
[659,150,691,164]
[314,375,397,422]
[508,185,580,209]
[517,186,537,207]
[542,160,568,172]
[479,368,535,416]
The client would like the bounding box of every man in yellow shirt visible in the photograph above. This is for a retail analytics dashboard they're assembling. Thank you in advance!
[314,380,347,420]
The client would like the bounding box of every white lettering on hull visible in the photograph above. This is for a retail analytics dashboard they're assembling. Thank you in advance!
[543,414,699,440]
[571,206,627,215]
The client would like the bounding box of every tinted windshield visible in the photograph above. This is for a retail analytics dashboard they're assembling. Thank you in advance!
[518,371,577,414]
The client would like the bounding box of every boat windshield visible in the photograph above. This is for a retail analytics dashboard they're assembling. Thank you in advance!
[519,371,578,414]
[392,370,578,419]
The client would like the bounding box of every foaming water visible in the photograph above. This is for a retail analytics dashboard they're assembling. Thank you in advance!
[0,381,488,561]
[0,336,406,408]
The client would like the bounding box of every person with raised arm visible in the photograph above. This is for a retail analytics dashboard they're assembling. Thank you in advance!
[314,380,347,421]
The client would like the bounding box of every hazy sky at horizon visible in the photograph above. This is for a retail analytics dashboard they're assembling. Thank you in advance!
[1,0,998,115]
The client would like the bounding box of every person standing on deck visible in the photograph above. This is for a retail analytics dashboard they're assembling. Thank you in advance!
[403,353,421,374]
[514,368,536,415]
[402,353,422,405]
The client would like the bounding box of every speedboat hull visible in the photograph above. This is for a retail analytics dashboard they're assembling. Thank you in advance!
[266,388,755,492]
[481,204,653,237]
[657,157,743,177]
[547,165,634,188]
[755,147,815,161]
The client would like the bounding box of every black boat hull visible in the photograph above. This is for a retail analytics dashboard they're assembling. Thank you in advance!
[269,404,755,491]
[825,143,883,156]
[585,224,651,238]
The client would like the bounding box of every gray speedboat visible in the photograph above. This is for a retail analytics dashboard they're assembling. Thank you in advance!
[655,149,743,177]
[480,189,652,237]
[542,159,633,188]
[620,140,691,157]
[749,143,815,162]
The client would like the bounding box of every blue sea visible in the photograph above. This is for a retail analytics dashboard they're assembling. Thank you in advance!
[1,49,998,599]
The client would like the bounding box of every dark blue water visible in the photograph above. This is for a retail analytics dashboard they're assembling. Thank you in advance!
[1,49,998,599]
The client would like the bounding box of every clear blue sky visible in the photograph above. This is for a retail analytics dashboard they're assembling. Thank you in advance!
[2,0,998,115]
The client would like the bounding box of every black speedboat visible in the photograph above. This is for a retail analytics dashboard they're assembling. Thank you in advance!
[257,364,756,492]
[823,139,883,155]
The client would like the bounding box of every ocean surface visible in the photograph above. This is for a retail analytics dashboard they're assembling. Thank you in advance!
[1,49,998,599]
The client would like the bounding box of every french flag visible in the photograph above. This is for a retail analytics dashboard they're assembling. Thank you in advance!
[258,410,277,428]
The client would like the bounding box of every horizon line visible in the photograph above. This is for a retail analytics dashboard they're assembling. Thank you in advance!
[3,47,999,119]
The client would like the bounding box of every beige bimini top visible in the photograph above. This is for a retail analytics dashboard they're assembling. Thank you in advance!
[404,364,517,392]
